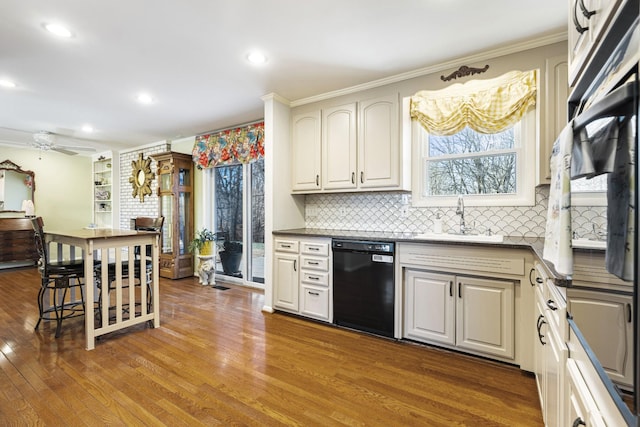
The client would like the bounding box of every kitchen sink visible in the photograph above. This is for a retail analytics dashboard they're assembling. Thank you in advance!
[572,238,606,249]
[414,232,504,243]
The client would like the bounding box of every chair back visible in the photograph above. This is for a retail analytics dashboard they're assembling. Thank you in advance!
[133,216,164,257]
[31,216,48,274]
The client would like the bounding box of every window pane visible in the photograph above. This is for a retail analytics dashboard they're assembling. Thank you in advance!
[426,154,517,196]
[250,159,265,284]
[429,127,515,157]
[215,164,243,278]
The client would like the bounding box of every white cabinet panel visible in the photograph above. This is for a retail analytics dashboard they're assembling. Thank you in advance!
[568,289,634,387]
[456,277,515,359]
[300,285,330,320]
[291,112,322,192]
[404,270,455,345]
[322,103,357,190]
[274,253,299,311]
[358,94,399,189]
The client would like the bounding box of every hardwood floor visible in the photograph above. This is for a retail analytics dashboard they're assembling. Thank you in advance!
[0,267,543,426]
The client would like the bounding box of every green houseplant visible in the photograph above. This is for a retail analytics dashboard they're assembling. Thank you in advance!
[219,240,242,276]
[188,228,216,255]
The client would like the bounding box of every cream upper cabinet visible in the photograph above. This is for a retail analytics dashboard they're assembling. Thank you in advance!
[540,54,569,185]
[291,111,322,191]
[357,94,400,189]
[322,103,357,190]
[291,93,408,193]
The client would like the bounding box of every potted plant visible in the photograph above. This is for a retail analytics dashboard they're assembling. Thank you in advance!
[188,228,216,256]
[219,240,242,276]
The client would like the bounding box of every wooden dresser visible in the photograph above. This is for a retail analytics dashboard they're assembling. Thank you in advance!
[0,218,38,269]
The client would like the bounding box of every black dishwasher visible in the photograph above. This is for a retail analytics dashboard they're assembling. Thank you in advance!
[332,239,395,338]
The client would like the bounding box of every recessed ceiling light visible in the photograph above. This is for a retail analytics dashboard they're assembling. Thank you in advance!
[136,93,154,104]
[247,51,267,65]
[81,124,94,133]
[0,80,16,88]
[44,23,73,38]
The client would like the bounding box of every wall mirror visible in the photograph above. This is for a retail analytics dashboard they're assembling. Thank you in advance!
[0,159,35,212]
[129,153,155,202]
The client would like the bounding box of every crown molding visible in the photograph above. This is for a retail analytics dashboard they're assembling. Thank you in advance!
[291,32,567,107]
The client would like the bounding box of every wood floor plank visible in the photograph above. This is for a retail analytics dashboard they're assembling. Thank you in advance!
[0,266,543,426]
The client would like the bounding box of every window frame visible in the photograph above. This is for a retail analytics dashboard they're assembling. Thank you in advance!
[410,105,537,207]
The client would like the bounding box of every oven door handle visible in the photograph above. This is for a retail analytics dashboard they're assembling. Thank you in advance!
[574,80,637,131]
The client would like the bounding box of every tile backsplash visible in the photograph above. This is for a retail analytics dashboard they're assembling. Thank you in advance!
[305,186,606,239]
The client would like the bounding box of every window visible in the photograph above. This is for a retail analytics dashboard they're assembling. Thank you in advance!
[412,110,536,207]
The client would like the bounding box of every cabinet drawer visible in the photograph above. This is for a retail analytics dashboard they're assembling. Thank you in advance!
[300,285,330,320]
[300,255,328,271]
[301,241,329,256]
[275,239,299,253]
[301,271,329,287]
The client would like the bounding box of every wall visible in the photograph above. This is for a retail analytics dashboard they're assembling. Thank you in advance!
[0,147,92,229]
[305,188,607,239]
[118,142,170,229]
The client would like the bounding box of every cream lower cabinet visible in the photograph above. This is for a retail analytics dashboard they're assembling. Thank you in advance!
[566,359,607,427]
[273,237,332,322]
[534,277,568,427]
[567,288,634,389]
[404,269,515,361]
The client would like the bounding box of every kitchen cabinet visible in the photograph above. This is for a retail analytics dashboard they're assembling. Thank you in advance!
[568,0,624,86]
[567,288,634,388]
[92,154,118,228]
[291,111,322,191]
[322,103,357,190]
[404,269,515,361]
[539,54,569,185]
[153,151,194,279]
[566,359,607,427]
[291,93,409,193]
[273,237,332,322]
[534,274,568,427]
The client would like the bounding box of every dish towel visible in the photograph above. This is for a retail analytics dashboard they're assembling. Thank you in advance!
[606,117,635,281]
[543,121,575,276]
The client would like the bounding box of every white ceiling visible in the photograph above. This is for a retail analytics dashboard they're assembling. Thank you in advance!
[0,0,567,154]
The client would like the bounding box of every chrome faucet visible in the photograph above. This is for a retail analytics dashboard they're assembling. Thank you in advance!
[456,195,466,234]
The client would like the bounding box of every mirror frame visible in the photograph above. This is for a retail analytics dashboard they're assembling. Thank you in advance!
[0,159,35,212]
[128,153,155,202]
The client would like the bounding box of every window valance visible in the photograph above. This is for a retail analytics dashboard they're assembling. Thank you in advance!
[192,121,265,169]
[410,70,537,135]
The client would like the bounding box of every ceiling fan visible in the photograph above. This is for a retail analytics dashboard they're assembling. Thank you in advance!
[0,127,97,156]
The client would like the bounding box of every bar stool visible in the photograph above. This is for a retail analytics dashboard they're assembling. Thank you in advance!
[95,217,163,324]
[31,217,86,338]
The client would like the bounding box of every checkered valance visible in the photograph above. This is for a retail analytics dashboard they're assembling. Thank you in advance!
[410,70,537,135]
[192,121,265,169]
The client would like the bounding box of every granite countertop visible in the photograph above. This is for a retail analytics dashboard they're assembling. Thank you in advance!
[273,228,572,285]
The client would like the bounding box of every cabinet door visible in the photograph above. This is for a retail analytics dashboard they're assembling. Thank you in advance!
[567,289,634,387]
[540,55,568,185]
[322,103,357,190]
[404,270,455,346]
[357,94,399,189]
[544,319,566,427]
[292,111,322,191]
[534,291,546,413]
[274,253,299,312]
[456,276,514,359]
[566,360,607,427]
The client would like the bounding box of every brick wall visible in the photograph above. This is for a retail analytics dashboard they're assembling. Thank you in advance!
[118,143,171,229]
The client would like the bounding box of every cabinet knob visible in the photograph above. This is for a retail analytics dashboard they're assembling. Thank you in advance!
[546,299,558,311]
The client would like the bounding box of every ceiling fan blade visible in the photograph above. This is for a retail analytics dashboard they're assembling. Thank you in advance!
[51,147,79,156]
[57,144,96,152]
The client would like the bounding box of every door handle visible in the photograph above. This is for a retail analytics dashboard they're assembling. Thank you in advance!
[572,0,589,34]
[458,282,462,298]
[316,175,319,186]
[628,303,633,323]
[351,172,355,184]
[360,171,364,184]
[449,281,453,297]
[293,260,297,272]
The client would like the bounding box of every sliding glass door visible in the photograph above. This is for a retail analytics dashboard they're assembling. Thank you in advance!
[213,158,264,285]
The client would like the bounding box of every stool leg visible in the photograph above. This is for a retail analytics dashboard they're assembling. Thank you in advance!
[34,280,47,331]
[54,279,69,338]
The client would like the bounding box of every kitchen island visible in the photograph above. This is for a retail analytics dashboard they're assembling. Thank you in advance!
[46,228,160,350]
